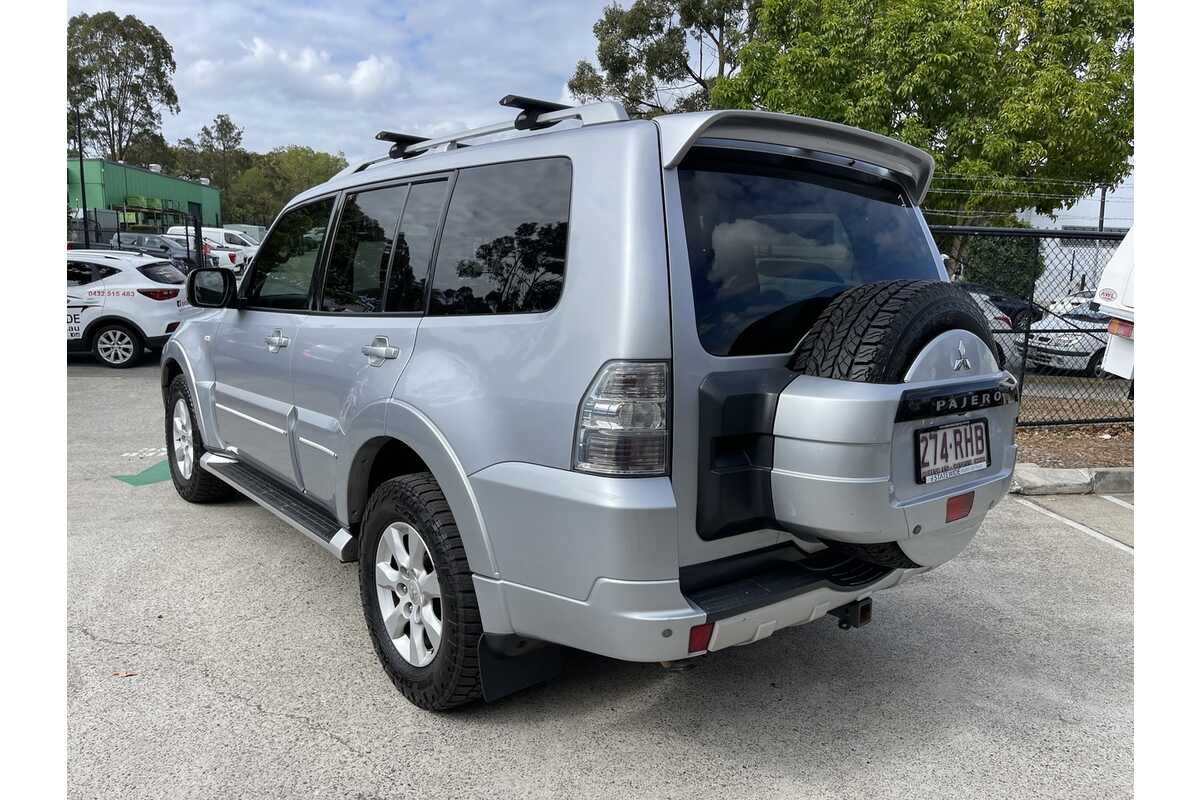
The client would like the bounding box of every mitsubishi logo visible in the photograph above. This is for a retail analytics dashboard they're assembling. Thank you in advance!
[953,340,972,372]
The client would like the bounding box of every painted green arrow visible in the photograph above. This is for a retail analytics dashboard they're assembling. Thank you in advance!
[114,459,172,486]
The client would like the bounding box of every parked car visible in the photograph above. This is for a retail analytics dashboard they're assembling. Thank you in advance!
[956,281,1043,329]
[1046,289,1095,316]
[165,226,256,266]
[163,98,1019,709]
[1017,306,1111,377]
[163,235,245,275]
[1094,228,1134,380]
[67,250,197,368]
[109,233,203,272]
[967,290,1018,370]
[226,223,267,243]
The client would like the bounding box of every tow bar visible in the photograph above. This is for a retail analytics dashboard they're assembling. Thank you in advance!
[829,598,873,630]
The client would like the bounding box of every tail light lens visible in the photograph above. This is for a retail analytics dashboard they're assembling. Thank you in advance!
[994,313,1012,328]
[138,288,179,301]
[1108,318,1133,339]
[946,491,975,523]
[574,361,669,476]
[688,622,714,653]
[228,252,237,264]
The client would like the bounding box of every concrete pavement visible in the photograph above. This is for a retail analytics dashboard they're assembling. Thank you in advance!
[67,363,1133,799]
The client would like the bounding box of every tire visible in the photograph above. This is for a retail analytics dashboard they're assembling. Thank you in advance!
[789,280,998,382]
[359,473,483,710]
[1087,350,1108,379]
[165,374,234,503]
[91,322,143,369]
[789,281,997,570]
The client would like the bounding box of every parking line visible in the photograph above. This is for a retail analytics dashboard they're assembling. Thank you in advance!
[1100,494,1135,511]
[1015,498,1134,555]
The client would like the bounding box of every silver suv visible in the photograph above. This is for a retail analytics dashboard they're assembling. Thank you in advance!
[163,96,1018,710]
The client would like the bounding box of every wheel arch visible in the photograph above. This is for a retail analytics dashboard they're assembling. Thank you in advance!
[349,404,499,578]
[82,314,148,348]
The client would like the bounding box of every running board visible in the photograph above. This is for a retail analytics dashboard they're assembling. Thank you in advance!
[199,453,357,562]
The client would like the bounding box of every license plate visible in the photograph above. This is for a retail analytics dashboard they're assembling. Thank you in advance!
[915,419,990,484]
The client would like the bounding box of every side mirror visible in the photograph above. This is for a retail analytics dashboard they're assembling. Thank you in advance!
[187,267,238,308]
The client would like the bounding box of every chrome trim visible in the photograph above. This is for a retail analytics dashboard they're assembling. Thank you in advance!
[214,403,287,435]
[198,452,357,562]
[298,437,338,459]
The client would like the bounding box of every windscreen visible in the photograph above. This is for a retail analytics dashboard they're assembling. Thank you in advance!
[679,147,940,356]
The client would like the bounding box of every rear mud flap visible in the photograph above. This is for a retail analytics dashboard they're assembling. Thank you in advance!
[478,634,563,703]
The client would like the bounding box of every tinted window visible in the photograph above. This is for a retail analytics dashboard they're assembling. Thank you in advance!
[429,158,570,315]
[679,148,940,356]
[244,198,335,310]
[386,179,448,312]
[321,185,408,313]
[224,232,241,245]
[138,262,186,284]
[96,265,121,280]
[67,262,93,286]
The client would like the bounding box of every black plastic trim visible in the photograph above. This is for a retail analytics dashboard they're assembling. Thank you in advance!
[895,378,1016,423]
[695,368,795,540]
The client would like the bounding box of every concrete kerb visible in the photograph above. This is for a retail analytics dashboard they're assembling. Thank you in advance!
[1011,462,1134,496]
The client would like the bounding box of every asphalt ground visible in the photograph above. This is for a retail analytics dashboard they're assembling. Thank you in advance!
[67,357,1133,799]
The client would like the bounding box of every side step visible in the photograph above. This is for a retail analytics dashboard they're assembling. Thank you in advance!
[199,453,357,562]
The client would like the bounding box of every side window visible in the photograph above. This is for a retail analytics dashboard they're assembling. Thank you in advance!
[224,232,241,245]
[321,185,409,313]
[243,198,335,310]
[67,261,93,286]
[95,265,121,280]
[386,179,448,312]
[428,158,571,315]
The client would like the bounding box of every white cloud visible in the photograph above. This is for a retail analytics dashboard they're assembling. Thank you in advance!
[67,0,614,163]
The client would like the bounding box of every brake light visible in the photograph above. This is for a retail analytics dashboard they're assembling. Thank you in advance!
[994,313,1012,328]
[688,623,714,653]
[228,252,237,264]
[1108,318,1133,339]
[574,361,670,476]
[946,491,975,523]
[202,243,210,256]
[138,288,179,301]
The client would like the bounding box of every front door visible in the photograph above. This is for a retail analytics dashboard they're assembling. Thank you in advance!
[291,177,449,515]
[212,196,336,486]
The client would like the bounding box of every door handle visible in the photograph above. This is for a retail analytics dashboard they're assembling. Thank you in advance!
[265,329,290,353]
[361,336,400,367]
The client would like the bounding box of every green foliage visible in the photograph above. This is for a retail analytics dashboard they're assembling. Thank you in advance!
[68,12,180,160]
[960,232,1045,300]
[711,0,1134,221]
[230,146,349,225]
[570,1,760,114]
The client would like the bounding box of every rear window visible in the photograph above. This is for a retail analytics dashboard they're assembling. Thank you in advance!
[679,147,940,356]
[137,262,186,284]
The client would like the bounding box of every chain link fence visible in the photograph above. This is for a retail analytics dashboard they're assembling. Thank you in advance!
[930,225,1132,426]
[68,209,211,271]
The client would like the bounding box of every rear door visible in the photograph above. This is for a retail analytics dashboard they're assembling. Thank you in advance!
[67,260,104,348]
[212,196,335,485]
[291,176,450,513]
[663,141,945,566]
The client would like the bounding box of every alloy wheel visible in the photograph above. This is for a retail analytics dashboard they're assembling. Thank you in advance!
[96,329,135,365]
[172,398,194,480]
[374,522,443,667]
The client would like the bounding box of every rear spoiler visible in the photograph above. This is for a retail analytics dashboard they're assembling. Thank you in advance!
[655,110,936,203]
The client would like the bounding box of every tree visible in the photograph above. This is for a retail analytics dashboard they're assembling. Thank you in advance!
[569,1,760,114]
[67,12,180,161]
[198,114,247,195]
[711,0,1134,223]
[230,146,348,225]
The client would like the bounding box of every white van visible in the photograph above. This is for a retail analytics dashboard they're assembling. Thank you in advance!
[166,226,258,263]
[1093,229,1134,379]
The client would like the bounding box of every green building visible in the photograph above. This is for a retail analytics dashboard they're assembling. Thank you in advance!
[67,158,222,230]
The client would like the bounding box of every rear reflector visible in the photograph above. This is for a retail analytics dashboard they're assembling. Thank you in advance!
[1108,318,1133,339]
[688,623,714,653]
[165,322,180,334]
[138,288,179,301]
[946,491,975,523]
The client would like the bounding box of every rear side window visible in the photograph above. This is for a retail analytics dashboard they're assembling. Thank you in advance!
[679,147,940,356]
[429,158,571,315]
[322,185,408,313]
[67,261,93,286]
[244,198,335,310]
[387,179,448,312]
[138,262,186,284]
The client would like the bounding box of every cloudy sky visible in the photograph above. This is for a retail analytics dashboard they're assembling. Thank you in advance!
[67,0,613,164]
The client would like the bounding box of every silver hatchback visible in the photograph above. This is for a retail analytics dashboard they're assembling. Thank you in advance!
[163,96,1018,709]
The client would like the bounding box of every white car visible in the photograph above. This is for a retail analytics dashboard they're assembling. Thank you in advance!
[67,250,200,368]
[1094,229,1134,379]
[1046,289,1095,316]
[968,290,1019,370]
[166,226,258,264]
[163,235,245,275]
[1018,306,1110,377]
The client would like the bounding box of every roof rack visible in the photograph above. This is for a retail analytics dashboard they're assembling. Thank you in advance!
[340,96,629,177]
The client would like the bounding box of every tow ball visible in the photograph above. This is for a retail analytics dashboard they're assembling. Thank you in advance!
[828,598,873,630]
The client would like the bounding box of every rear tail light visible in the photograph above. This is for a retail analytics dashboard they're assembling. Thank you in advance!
[946,491,975,523]
[138,288,179,301]
[202,243,211,256]
[994,313,1012,328]
[228,252,237,264]
[688,623,714,653]
[574,361,669,476]
[1108,318,1133,339]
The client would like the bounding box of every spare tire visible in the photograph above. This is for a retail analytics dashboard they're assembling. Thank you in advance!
[789,280,998,382]
[788,280,999,569]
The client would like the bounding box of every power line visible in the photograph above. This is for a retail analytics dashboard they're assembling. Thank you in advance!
[932,172,1128,186]
[926,187,1133,202]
